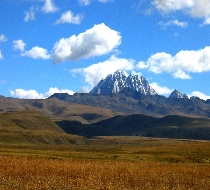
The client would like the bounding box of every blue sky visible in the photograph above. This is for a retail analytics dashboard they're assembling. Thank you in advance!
[1,0,210,100]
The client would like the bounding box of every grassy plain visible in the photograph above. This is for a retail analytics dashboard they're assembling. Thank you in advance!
[0,136,210,189]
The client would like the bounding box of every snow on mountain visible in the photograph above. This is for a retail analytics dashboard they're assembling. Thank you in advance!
[89,70,157,95]
[169,89,189,99]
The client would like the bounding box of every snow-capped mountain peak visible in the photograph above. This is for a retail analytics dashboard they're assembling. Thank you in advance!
[89,70,157,95]
[169,89,189,99]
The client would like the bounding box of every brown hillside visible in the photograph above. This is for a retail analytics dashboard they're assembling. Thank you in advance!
[0,96,122,123]
[0,110,87,146]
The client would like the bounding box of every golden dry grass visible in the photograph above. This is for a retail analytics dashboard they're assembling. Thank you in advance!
[0,156,210,190]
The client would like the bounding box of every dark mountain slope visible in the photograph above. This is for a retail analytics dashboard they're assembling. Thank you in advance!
[57,114,210,140]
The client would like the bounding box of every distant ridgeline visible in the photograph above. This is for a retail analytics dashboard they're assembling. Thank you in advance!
[50,70,210,118]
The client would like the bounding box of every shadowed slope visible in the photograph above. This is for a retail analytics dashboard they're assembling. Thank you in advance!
[57,114,210,140]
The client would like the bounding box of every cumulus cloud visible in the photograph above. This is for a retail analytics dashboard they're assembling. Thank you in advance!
[158,20,188,28]
[10,89,43,99]
[202,17,210,26]
[24,6,35,22]
[55,11,83,25]
[77,86,90,93]
[13,40,26,52]
[21,46,51,59]
[78,0,91,6]
[188,91,210,100]
[52,23,121,63]
[0,35,6,59]
[10,87,74,99]
[0,35,7,42]
[44,87,74,97]
[0,80,6,85]
[42,0,59,13]
[150,82,173,95]
[189,1,210,18]
[153,0,210,25]
[152,0,193,12]
[0,51,3,59]
[172,70,191,79]
[71,55,135,87]
[98,0,114,3]
[137,46,210,79]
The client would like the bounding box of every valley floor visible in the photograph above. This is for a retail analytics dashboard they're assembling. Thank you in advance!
[0,156,210,190]
[0,136,210,189]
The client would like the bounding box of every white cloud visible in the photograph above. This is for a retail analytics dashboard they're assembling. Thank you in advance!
[78,0,113,5]
[77,86,90,93]
[0,51,3,59]
[0,35,7,42]
[10,89,43,99]
[44,87,74,97]
[189,1,210,18]
[172,70,191,79]
[22,46,51,59]
[71,55,135,87]
[10,87,74,99]
[201,17,210,26]
[152,0,194,12]
[153,0,210,25]
[0,80,6,85]
[188,91,210,100]
[55,11,83,25]
[42,0,59,13]
[24,6,35,22]
[138,46,210,79]
[0,36,6,59]
[158,20,188,28]
[13,40,26,52]
[52,23,121,63]
[98,0,114,3]
[150,82,173,95]
[78,0,91,6]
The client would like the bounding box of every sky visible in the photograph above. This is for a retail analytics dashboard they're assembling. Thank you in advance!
[1,0,210,100]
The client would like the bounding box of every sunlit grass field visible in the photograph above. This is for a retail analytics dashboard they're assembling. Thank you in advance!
[0,136,210,189]
[0,156,210,190]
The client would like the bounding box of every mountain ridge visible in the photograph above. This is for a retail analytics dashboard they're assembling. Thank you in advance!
[49,70,210,118]
[49,90,210,119]
[0,96,122,123]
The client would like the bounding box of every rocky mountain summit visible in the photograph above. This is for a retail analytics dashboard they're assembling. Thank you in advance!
[90,70,157,96]
[169,89,189,99]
